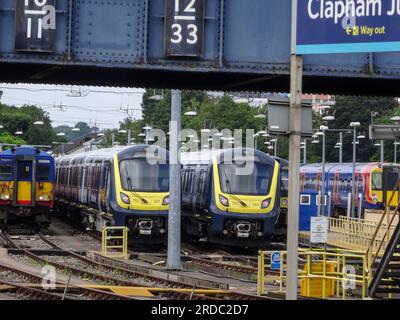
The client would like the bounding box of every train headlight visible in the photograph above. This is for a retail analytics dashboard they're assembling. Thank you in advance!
[0,194,10,200]
[219,195,229,207]
[120,192,130,204]
[162,195,170,205]
[39,195,48,201]
[281,198,288,207]
[261,198,271,209]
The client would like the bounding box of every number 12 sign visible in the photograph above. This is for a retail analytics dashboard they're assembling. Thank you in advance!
[164,0,204,57]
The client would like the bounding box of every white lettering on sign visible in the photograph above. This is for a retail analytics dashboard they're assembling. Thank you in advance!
[171,0,199,45]
[23,0,56,39]
[307,0,388,24]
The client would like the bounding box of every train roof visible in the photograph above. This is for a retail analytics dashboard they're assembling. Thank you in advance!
[56,144,168,164]
[300,162,385,174]
[273,156,288,167]
[181,148,276,165]
[0,146,53,158]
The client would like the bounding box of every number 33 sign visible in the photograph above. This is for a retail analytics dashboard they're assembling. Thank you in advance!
[164,0,204,57]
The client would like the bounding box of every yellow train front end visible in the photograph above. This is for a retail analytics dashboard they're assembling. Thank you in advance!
[207,148,281,247]
[110,148,170,242]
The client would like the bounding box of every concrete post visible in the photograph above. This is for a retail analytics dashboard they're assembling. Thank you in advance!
[167,89,182,270]
[287,54,303,300]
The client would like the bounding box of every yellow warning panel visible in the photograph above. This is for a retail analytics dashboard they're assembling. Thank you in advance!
[83,285,228,298]
[300,262,336,298]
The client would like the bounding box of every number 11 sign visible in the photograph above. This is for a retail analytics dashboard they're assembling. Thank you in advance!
[164,0,205,57]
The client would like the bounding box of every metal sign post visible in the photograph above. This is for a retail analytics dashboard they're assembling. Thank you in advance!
[167,89,182,270]
[286,0,302,301]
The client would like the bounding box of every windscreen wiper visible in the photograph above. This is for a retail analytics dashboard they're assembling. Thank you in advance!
[126,176,148,204]
[220,167,247,207]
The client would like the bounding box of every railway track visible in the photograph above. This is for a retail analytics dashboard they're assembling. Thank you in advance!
[0,263,134,300]
[1,231,226,300]
[36,234,273,300]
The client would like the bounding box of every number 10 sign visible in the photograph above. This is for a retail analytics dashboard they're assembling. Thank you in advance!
[164,0,204,57]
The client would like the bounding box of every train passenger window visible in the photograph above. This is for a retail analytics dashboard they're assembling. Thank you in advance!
[372,172,382,190]
[0,164,12,180]
[37,165,50,181]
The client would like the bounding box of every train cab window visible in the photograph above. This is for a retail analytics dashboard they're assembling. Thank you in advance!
[372,172,383,190]
[37,165,50,181]
[18,163,31,181]
[218,161,272,195]
[120,158,169,192]
[0,163,12,180]
[281,169,288,191]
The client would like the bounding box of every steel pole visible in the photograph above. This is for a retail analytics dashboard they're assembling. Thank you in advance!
[351,127,357,218]
[395,142,397,163]
[167,89,182,270]
[287,54,302,300]
[127,129,131,145]
[339,131,343,163]
[321,130,326,216]
[381,140,384,164]
[303,139,307,164]
[112,132,115,147]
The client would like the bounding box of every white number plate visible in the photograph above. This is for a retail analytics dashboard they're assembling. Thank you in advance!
[139,229,152,235]
[237,232,249,238]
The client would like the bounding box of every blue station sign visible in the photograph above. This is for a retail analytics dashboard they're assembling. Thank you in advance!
[296,0,400,54]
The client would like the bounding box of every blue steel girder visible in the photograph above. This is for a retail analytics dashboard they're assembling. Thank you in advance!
[0,0,399,94]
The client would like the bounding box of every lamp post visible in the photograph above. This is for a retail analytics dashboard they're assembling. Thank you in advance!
[339,131,343,163]
[350,122,361,218]
[143,125,152,145]
[321,125,328,215]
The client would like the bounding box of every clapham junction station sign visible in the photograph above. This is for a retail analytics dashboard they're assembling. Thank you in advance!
[296,0,400,54]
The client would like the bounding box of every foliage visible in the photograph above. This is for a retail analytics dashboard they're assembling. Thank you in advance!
[0,104,60,146]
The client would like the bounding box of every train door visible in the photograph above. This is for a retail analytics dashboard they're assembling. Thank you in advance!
[14,160,35,207]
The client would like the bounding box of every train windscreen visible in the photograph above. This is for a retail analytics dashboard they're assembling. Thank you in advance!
[372,172,383,190]
[120,158,169,192]
[218,161,272,196]
[0,163,12,180]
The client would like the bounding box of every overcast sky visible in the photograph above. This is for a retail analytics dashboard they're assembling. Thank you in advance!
[0,83,145,130]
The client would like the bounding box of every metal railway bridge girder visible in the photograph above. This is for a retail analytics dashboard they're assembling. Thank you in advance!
[0,0,399,95]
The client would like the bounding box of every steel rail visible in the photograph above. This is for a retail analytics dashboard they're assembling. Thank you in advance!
[0,263,133,300]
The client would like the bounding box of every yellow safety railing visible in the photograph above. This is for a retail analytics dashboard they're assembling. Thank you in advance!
[366,178,400,284]
[328,216,397,253]
[258,249,369,299]
[102,226,128,260]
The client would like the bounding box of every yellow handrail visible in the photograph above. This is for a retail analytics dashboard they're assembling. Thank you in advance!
[257,249,368,299]
[102,226,129,260]
[365,178,400,280]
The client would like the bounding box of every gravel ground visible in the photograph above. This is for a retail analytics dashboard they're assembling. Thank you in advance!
[8,235,53,250]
